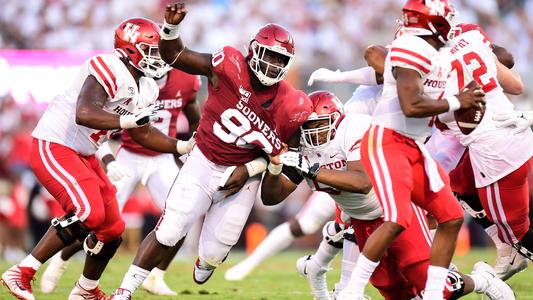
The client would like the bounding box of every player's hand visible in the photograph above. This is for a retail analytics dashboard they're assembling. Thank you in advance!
[106,160,133,182]
[493,111,533,135]
[119,105,160,129]
[219,165,249,198]
[457,81,486,110]
[164,3,188,26]
[307,68,340,86]
[268,143,288,165]
[279,151,320,179]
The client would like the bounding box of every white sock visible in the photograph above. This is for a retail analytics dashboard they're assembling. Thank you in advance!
[423,265,449,300]
[429,229,437,240]
[120,265,150,293]
[78,274,98,290]
[19,254,42,270]
[337,239,359,291]
[239,222,295,268]
[150,267,166,279]
[485,225,510,254]
[344,254,378,295]
[312,238,341,268]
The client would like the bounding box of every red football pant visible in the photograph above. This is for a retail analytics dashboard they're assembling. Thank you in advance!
[361,125,463,229]
[449,150,477,197]
[478,156,532,244]
[30,139,124,242]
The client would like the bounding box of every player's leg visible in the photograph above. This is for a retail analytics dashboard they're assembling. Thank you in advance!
[225,187,334,280]
[342,126,415,297]
[111,148,213,298]
[332,236,359,298]
[195,175,262,284]
[142,154,181,295]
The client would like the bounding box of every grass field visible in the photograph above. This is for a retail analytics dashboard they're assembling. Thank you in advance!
[1,249,532,299]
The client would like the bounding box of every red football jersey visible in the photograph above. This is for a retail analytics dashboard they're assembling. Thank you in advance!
[195,46,312,166]
[120,69,201,156]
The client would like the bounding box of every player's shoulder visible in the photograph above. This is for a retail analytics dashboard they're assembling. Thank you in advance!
[390,35,434,53]
[167,69,202,90]
[87,53,131,98]
[278,82,313,118]
[212,46,246,79]
[456,23,491,46]
[389,35,435,76]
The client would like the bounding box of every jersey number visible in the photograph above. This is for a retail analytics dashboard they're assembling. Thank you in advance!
[213,109,273,153]
[90,130,108,144]
[450,51,497,93]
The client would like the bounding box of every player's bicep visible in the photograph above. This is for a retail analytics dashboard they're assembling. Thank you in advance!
[495,58,523,96]
[76,75,109,119]
[394,67,423,110]
[183,97,201,132]
[173,49,214,78]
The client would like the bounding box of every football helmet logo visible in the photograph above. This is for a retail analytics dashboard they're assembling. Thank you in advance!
[301,91,344,149]
[247,23,295,86]
[114,18,171,78]
[402,0,457,43]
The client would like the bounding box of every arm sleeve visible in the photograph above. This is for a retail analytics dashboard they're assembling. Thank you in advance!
[87,55,120,99]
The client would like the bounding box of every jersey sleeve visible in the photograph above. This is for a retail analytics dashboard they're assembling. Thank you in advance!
[87,54,120,99]
[389,36,433,77]
[211,46,240,82]
[342,114,372,161]
[457,23,491,47]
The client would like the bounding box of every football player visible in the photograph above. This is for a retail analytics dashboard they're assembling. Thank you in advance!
[263,91,513,300]
[109,3,313,299]
[1,18,195,300]
[39,67,202,296]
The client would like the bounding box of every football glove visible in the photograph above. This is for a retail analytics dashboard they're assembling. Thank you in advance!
[279,151,320,179]
[493,111,533,135]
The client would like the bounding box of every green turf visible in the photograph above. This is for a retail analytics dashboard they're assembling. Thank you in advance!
[1,249,532,299]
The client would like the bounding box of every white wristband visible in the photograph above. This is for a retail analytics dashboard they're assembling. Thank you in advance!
[160,21,180,40]
[447,96,461,112]
[176,140,188,155]
[267,163,283,175]
[245,157,268,177]
[119,115,136,129]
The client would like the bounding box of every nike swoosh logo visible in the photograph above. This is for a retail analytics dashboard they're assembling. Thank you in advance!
[329,154,337,159]
[510,254,517,266]
[15,281,27,291]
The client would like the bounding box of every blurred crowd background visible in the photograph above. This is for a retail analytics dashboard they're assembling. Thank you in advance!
[0,0,532,261]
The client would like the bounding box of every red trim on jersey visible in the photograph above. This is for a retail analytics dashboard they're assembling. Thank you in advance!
[96,57,118,95]
[390,47,432,65]
[89,59,115,98]
[349,139,361,152]
[390,56,430,74]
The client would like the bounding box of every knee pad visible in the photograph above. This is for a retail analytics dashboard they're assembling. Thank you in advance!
[444,270,465,300]
[51,212,89,245]
[456,193,492,229]
[298,217,323,236]
[83,233,122,261]
[322,221,345,249]
[155,216,188,247]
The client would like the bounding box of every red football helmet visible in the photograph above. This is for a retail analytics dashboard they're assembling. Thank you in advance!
[114,18,170,78]
[301,91,345,149]
[402,0,457,43]
[247,23,295,86]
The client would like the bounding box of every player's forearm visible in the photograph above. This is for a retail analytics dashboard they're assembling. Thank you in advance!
[315,169,372,194]
[496,58,523,95]
[129,126,178,154]
[261,172,294,206]
[159,37,185,66]
[75,106,121,129]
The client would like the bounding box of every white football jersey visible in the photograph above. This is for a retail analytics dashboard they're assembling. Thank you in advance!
[301,113,383,220]
[442,30,533,187]
[372,35,448,142]
[344,85,383,116]
[32,53,159,156]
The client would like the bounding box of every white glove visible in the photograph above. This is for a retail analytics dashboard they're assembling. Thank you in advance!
[279,151,320,179]
[106,160,133,182]
[493,111,533,135]
[176,132,196,155]
[119,105,160,129]
[307,68,340,86]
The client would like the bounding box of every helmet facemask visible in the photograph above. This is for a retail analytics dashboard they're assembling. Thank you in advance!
[135,42,171,78]
[301,112,341,149]
[248,40,294,86]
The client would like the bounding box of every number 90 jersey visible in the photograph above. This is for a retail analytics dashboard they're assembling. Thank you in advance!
[300,113,382,220]
[372,35,448,142]
[32,53,158,156]
[195,46,312,166]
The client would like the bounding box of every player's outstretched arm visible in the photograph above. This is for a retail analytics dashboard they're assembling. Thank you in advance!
[315,160,372,194]
[261,164,299,206]
[495,58,523,95]
[396,67,485,117]
[159,3,215,83]
[364,44,387,82]
[127,125,194,155]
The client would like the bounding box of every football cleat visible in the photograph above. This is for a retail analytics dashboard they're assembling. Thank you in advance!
[109,288,132,300]
[68,281,106,300]
[1,265,36,300]
[472,261,515,300]
[296,255,331,300]
[142,272,177,296]
[40,253,70,293]
[193,258,216,284]
[224,261,254,281]
[494,244,528,281]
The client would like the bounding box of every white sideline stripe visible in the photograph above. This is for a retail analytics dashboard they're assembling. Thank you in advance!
[486,184,512,244]
[376,126,398,222]
[38,140,82,216]
[44,141,91,221]
[494,182,518,243]
[412,204,432,246]
[367,125,390,221]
